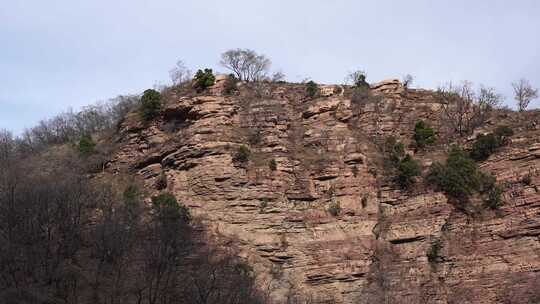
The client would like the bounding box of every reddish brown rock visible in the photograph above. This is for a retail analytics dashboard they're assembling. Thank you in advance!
[108,82,540,303]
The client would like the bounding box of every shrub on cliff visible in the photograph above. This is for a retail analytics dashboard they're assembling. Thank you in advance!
[494,125,514,144]
[305,80,319,98]
[470,126,513,161]
[156,171,168,190]
[248,129,262,145]
[470,133,499,161]
[383,136,405,170]
[222,74,239,95]
[484,184,503,209]
[346,70,369,89]
[382,136,420,189]
[413,120,436,149]
[427,147,502,207]
[193,68,215,92]
[233,145,251,163]
[427,147,481,200]
[348,70,370,104]
[269,159,277,171]
[139,89,162,121]
[327,201,341,216]
[396,154,421,188]
[259,198,268,213]
[427,239,441,264]
[521,174,532,185]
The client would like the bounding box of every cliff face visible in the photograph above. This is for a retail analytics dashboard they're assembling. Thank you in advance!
[108,80,540,303]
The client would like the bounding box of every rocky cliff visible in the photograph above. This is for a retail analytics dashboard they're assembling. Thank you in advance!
[107,79,540,303]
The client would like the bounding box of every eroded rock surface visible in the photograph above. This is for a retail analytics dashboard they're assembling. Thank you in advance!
[109,82,540,303]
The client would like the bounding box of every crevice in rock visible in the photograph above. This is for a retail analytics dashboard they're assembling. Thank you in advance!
[389,235,425,244]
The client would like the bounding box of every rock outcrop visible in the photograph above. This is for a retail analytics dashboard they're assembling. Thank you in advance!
[108,81,540,303]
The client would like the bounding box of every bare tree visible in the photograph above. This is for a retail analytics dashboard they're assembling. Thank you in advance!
[512,78,538,111]
[0,130,14,161]
[220,49,271,82]
[473,85,503,127]
[402,74,414,89]
[169,60,192,86]
[0,149,267,304]
[12,94,140,154]
[437,81,502,137]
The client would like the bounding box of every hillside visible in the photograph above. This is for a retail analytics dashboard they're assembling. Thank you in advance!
[99,78,540,303]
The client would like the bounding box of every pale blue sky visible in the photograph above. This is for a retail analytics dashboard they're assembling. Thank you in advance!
[1,0,539,133]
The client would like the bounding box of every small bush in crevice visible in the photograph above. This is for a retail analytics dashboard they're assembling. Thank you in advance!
[259,199,268,213]
[484,185,503,209]
[193,68,216,92]
[248,129,262,145]
[521,174,532,185]
[413,120,436,150]
[382,136,405,170]
[139,89,162,121]
[233,145,251,163]
[305,81,319,98]
[327,201,341,217]
[427,239,441,264]
[269,159,277,171]
[352,165,359,177]
[382,136,420,189]
[156,171,168,190]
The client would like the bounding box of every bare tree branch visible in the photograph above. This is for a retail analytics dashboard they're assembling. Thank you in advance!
[437,81,502,137]
[220,49,271,82]
[512,78,538,111]
[169,60,192,86]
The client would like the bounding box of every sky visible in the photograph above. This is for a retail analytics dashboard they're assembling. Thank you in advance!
[1,0,539,133]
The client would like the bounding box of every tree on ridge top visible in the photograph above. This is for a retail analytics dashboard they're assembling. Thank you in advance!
[220,49,271,82]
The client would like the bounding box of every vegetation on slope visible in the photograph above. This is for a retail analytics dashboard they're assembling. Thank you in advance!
[0,115,265,304]
[426,147,502,209]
